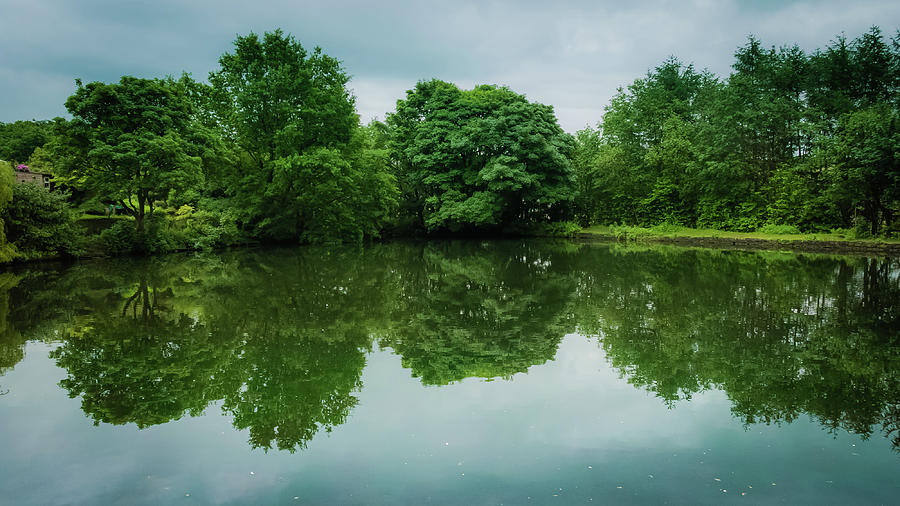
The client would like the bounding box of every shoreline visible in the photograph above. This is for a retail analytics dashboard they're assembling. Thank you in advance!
[4,230,900,270]
[576,231,900,256]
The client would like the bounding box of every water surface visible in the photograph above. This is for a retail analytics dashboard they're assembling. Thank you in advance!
[1,241,898,504]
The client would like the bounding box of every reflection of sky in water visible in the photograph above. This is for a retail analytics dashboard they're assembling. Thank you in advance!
[2,335,898,505]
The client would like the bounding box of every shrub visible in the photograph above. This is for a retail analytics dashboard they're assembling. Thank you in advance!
[650,223,688,233]
[98,221,137,255]
[535,221,583,237]
[3,184,84,258]
[170,204,242,250]
[757,224,802,235]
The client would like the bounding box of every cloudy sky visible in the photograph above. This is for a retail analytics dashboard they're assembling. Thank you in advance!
[1,0,898,132]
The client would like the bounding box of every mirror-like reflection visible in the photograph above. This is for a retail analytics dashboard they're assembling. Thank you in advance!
[572,247,900,449]
[1,241,899,456]
[380,242,575,385]
[0,273,23,396]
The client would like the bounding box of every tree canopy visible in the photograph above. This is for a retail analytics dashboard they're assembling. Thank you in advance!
[576,27,900,235]
[55,76,205,233]
[388,80,575,233]
[205,29,395,243]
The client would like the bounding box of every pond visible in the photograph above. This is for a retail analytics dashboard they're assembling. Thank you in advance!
[1,240,898,505]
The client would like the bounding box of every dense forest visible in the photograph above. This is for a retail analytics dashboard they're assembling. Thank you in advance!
[0,26,898,261]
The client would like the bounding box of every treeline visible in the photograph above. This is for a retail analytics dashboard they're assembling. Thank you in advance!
[1,26,899,261]
[575,27,900,235]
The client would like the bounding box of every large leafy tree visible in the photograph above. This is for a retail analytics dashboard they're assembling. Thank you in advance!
[206,29,394,242]
[208,29,356,166]
[55,76,205,233]
[389,80,575,233]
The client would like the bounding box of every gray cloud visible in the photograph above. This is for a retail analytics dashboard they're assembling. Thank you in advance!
[1,0,897,131]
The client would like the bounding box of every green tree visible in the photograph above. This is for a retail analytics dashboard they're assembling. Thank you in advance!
[389,80,575,233]
[827,106,899,235]
[264,126,397,243]
[207,29,393,242]
[584,59,716,227]
[572,127,602,225]
[55,76,205,234]
[0,120,52,163]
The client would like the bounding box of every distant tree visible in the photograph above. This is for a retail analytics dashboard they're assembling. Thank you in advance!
[581,26,900,235]
[0,120,52,163]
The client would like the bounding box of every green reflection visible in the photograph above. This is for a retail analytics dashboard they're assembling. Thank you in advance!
[0,273,24,395]
[573,246,900,451]
[45,248,395,451]
[3,241,899,454]
[381,241,575,385]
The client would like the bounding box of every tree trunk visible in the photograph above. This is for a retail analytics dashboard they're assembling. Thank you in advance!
[136,192,146,234]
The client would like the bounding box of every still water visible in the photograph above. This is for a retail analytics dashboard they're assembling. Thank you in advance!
[1,240,898,505]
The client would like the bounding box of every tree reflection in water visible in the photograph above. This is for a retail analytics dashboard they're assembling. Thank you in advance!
[1,242,897,453]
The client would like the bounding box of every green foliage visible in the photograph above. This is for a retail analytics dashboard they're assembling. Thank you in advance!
[5,241,899,452]
[203,29,395,244]
[169,203,242,250]
[3,183,84,258]
[208,29,356,162]
[0,162,15,262]
[579,59,716,228]
[826,106,899,235]
[4,25,897,256]
[97,221,138,255]
[757,224,802,235]
[581,27,900,237]
[388,80,575,233]
[55,76,207,237]
[0,120,52,163]
[532,220,583,237]
[572,127,602,224]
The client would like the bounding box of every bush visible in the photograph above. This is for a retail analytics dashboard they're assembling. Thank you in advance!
[3,184,84,258]
[649,223,688,233]
[534,221,583,237]
[757,224,802,235]
[97,221,137,255]
[169,203,242,250]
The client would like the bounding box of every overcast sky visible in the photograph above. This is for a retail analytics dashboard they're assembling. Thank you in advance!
[1,0,898,132]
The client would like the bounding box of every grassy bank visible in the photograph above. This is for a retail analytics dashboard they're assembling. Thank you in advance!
[579,224,900,256]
